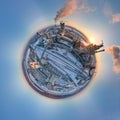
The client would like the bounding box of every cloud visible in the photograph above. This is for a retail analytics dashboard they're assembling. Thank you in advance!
[111,13,120,24]
[54,0,96,22]
[106,46,120,74]
[78,2,96,13]
[103,3,113,16]
[103,3,120,24]
[54,0,77,22]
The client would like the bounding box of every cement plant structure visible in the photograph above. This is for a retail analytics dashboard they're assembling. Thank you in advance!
[22,22,104,98]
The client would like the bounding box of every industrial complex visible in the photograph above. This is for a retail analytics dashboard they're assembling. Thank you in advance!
[22,22,104,98]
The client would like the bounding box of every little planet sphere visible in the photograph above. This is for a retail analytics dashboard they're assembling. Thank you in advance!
[22,22,104,99]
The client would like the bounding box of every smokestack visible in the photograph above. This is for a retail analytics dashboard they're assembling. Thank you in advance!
[106,46,120,74]
[55,0,77,22]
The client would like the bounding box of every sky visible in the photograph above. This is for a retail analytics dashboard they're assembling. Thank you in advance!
[0,0,120,120]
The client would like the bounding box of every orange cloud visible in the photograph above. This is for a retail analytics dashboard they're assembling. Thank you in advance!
[103,3,120,24]
[106,46,120,74]
[55,0,77,22]
[111,14,120,24]
[54,0,96,22]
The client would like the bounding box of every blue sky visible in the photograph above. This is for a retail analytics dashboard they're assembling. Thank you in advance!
[0,0,120,120]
